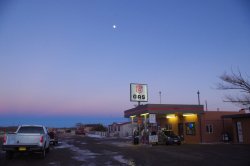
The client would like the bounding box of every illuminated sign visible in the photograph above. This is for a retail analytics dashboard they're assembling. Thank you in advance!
[149,114,156,123]
[130,83,148,102]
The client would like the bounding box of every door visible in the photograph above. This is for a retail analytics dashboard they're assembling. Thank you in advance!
[236,121,243,143]
[178,123,184,141]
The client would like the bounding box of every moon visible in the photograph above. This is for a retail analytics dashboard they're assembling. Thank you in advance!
[113,25,117,29]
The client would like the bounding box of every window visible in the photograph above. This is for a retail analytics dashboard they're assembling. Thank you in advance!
[18,126,44,134]
[206,124,213,134]
[165,124,172,130]
[185,122,195,135]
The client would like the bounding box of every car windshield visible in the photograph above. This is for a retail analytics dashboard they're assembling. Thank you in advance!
[18,126,45,134]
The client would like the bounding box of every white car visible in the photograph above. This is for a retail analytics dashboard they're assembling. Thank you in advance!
[2,125,50,159]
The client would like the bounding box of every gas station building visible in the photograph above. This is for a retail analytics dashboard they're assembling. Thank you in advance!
[125,84,249,144]
[124,104,204,144]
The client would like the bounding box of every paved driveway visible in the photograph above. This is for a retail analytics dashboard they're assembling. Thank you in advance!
[1,134,250,166]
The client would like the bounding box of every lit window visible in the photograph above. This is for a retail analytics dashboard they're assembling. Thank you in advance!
[206,124,213,134]
[185,122,196,135]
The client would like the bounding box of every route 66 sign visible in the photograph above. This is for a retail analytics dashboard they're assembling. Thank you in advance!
[130,83,148,102]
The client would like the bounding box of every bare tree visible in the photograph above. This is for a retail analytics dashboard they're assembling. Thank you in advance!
[217,69,250,106]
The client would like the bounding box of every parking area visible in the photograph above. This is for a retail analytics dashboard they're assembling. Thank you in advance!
[1,134,250,166]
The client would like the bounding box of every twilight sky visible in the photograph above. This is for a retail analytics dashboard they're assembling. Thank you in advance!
[0,0,250,127]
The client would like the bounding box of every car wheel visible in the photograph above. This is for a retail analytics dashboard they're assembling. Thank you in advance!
[46,146,50,153]
[40,148,46,159]
[6,151,13,160]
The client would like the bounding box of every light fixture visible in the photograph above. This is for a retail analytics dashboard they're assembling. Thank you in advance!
[130,115,136,118]
[140,113,149,116]
[183,113,196,117]
[166,114,176,119]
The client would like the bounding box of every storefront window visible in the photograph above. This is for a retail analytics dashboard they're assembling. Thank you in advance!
[185,122,195,135]
[165,124,172,130]
[206,124,213,134]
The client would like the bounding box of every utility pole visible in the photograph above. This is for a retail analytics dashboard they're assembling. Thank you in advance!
[159,91,162,104]
[197,90,200,105]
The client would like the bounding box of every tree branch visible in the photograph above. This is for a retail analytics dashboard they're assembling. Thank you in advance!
[217,69,250,106]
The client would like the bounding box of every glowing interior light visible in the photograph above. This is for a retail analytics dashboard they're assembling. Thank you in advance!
[183,113,196,117]
[166,114,176,119]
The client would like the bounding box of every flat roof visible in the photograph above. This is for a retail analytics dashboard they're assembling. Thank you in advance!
[124,104,204,118]
[222,113,250,119]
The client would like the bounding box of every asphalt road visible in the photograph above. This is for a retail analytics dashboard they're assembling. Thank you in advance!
[1,134,250,166]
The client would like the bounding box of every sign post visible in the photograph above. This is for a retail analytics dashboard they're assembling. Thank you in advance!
[130,83,149,144]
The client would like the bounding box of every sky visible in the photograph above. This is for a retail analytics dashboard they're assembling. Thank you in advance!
[0,0,250,127]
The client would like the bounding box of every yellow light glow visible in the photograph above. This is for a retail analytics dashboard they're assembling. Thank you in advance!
[140,113,149,116]
[130,115,136,118]
[183,113,196,117]
[166,114,176,119]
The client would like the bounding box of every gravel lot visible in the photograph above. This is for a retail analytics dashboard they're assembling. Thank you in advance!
[1,134,250,166]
